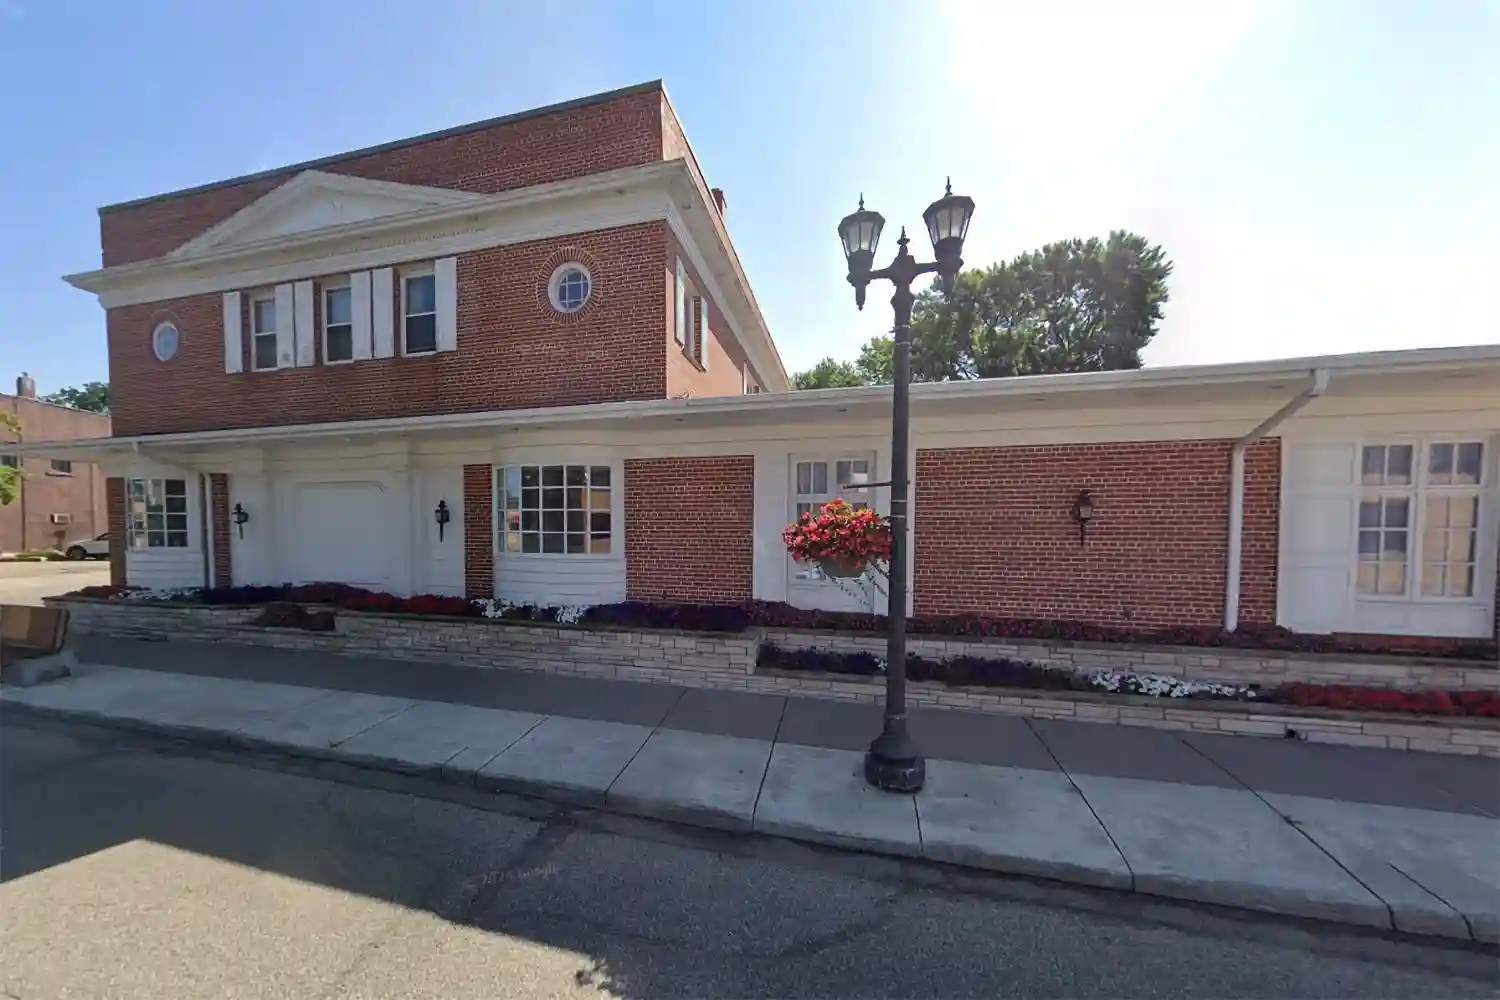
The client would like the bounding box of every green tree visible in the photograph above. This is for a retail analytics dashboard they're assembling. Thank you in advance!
[795,231,1172,386]
[0,411,20,507]
[43,381,110,412]
[792,358,871,390]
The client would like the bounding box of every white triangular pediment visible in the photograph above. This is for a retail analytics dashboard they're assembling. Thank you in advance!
[168,171,484,258]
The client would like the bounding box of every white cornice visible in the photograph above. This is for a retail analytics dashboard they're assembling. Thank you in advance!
[16,345,1497,459]
[65,161,686,305]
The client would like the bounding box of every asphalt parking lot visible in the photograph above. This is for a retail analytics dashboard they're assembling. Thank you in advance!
[0,560,111,606]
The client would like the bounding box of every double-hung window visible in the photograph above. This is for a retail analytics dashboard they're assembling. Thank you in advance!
[498,464,613,555]
[250,293,278,370]
[127,478,189,549]
[403,272,437,355]
[323,283,353,363]
[1358,440,1485,600]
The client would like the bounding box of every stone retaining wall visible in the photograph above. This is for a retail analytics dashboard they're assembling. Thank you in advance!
[761,629,1500,693]
[748,668,1500,758]
[49,597,1500,758]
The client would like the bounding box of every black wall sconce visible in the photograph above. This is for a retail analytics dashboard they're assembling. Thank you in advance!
[231,502,250,539]
[1071,489,1096,546]
[434,500,451,542]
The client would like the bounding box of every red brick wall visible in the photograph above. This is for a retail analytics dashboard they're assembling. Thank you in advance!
[107,223,669,436]
[663,229,756,399]
[0,395,111,553]
[210,473,232,588]
[463,464,494,599]
[625,456,753,604]
[912,439,1280,628]
[100,86,666,266]
[105,477,125,587]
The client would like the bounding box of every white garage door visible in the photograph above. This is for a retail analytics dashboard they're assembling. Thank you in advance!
[290,481,389,590]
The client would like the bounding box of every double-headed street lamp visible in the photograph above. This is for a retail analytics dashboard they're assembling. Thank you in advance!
[838,181,975,793]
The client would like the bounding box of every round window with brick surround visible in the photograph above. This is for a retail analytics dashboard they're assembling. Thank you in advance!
[152,322,181,362]
[547,264,592,314]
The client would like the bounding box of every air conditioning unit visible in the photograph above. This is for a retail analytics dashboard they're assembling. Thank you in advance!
[49,513,72,526]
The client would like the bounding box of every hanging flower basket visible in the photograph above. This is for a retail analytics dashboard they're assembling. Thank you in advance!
[818,554,870,578]
[782,499,891,581]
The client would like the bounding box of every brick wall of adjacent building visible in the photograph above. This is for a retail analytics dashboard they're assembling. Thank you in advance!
[912,439,1281,628]
[99,84,667,267]
[462,464,494,599]
[624,456,754,604]
[105,477,125,587]
[209,473,232,587]
[107,223,671,436]
[0,389,110,554]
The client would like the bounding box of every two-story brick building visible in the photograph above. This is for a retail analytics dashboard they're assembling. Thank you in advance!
[2,374,110,555]
[23,81,1500,647]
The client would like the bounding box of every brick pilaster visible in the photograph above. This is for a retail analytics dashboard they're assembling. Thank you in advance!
[210,473,232,588]
[105,477,126,587]
[463,464,494,599]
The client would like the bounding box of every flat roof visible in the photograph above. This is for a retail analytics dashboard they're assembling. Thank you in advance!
[99,80,664,215]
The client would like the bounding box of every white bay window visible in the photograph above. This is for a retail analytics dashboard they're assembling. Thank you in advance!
[498,464,612,555]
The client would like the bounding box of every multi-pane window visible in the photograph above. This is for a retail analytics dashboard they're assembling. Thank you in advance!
[0,454,18,468]
[1357,440,1485,599]
[250,294,278,370]
[498,465,612,555]
[791,455,873,581]
[127,478,188,549]
[324,284,353,363]
[49,459,72,475]
[403,273,437,354]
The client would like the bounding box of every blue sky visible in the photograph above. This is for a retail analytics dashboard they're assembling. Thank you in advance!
[2,1,1496,396]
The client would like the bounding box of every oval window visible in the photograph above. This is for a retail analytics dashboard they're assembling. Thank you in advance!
[548,264,592,314]
[152,322,181,362]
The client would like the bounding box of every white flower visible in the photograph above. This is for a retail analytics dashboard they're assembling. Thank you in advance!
[554,604,589,625]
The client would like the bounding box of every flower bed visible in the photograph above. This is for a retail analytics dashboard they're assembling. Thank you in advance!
[64,582,1497,662]
[757,644,1500,717]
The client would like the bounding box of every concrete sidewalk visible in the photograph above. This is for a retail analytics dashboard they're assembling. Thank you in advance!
[4,655,1497,944]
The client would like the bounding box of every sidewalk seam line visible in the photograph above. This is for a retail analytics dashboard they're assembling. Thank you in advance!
[602,688,685,796]
[452,712,549,777]
[1171,732,1398,929]
[750,697,791,825]
[1021,718,1135,888]
[327,699,422,750]
[1385,861,1475,940]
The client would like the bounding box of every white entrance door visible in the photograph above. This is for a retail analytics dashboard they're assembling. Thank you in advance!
[289,480,390,590]
[786,452,885,614]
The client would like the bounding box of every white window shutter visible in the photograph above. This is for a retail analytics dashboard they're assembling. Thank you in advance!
[222,291,243,373]
[370,268,393,358]
[293,280,315,366]
[351,271,374,360]
[273,283,295,368]
[435,256,458,352]
[697,299,708,370]
[674,259,687,345]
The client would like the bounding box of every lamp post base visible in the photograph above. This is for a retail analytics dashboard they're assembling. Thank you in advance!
[863,724,926,793]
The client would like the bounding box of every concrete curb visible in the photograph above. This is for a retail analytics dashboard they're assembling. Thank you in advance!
[2,699,1486,946]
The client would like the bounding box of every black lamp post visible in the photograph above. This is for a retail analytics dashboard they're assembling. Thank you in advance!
[838,180,975,793]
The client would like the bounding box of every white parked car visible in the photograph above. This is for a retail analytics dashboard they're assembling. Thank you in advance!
[65,533,110,561]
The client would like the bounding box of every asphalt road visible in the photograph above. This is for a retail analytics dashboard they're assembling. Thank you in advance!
[0,560,110,606]
[2,718,1495,1000]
